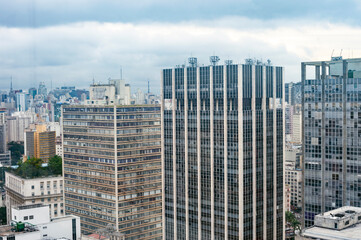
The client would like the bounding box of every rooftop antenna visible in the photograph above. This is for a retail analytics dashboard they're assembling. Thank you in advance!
[225,60,233,65]
[188,57,198,67]
[148,80,150,94]
[340,49,343,57]
[10,76,13,92]
[210,56,220,66]
[331,49,334,59]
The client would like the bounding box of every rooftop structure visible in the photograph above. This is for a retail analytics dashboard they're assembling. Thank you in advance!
[301,206,361,240]
[0,204,80,240]
[87,78,131,105]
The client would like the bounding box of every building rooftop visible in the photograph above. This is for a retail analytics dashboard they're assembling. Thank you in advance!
[14,203,47,210]
[302,57,361,65]
[302,225,361,240]
[302,206,361,240]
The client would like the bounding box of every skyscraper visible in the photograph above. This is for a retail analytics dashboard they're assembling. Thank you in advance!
[24,125,56,162]
[162,58,285,239]
[302,57,361,227]
[0,108,10,165]
[62,105,162,238]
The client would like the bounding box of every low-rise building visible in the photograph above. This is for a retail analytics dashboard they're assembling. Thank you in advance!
[0,204,81,240]
[299,206,361,240]
[0,152,11,166]
[4,171,64,223]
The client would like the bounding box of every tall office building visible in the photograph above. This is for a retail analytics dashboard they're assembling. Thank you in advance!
[24,125,56,162]
[302,57,361,227]
[162,58,285,239]
[62,105,162,239]
[0,109,10,165]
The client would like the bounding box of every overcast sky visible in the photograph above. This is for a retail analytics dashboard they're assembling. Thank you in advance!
[1,0,361,93]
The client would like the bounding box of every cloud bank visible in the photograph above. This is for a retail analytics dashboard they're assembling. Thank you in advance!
[0,17,361,92]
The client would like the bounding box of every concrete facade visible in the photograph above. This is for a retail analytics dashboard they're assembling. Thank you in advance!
[4,171,64,223]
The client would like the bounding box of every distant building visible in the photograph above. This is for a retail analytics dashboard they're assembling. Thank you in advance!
[15,93,28,112]
[4,171,64,223]
[0,204,80,240]
[0,109,7,153]
[300,206,361,240]
[87,78,131,105]
[286,169,302,209]
[24,125,56,162]
[291,108,302,144]
[0,109,10,165]
[55,136,62,156]
[135,88,145,104]
[38,82,47,97]
[6,111,36,142]
[28,87,37,99]
[285,82,302,106]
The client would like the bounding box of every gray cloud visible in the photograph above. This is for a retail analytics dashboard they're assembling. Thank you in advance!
[0,18,360,93]
[0,0,361,27]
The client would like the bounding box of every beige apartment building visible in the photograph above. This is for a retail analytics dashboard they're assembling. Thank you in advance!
[62,105,162,239]
[4,171,64,223]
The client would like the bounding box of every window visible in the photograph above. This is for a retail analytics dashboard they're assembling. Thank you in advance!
[31,185,34,189]
[41,198,44,202]
[32,192,35,196]
[29,215,33,220]
[43,226,47,229]
[48,198,51,202]
[24,216,28,220]
[345,220,349,225]
[48,191,50,195]
[43,234,47,237]
[32,200,35,203]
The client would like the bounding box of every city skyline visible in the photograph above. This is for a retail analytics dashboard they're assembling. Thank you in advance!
[0,1,361,91]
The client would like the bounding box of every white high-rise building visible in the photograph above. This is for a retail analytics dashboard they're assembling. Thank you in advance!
[16,93,28,112]
[162,57,285,239]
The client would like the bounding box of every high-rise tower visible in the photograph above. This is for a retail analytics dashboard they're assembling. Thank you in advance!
[62,105,162,239]
[302,57,361,227]
[162,58,285,239]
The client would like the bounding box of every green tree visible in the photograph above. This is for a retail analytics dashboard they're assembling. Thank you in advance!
[48,155,62,175]
[15,157,44,178]
[8,141,24,165]
[286,210,301,238]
